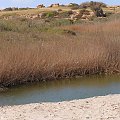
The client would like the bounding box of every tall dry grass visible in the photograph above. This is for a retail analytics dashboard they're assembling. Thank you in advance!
[0,20,120,87]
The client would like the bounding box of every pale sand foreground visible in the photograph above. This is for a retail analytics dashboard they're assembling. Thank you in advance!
[0,95,120,120]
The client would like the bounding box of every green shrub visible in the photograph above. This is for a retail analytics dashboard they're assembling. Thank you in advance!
[46,12,54,18]
[41,11,58,18]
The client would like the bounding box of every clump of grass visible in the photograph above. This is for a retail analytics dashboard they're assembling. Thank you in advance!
[0,18,120,87]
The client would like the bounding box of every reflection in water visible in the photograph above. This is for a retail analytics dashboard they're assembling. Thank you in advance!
[0,75,120,105]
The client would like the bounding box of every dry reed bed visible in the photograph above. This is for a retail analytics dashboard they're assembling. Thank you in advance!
[0,20,120,87]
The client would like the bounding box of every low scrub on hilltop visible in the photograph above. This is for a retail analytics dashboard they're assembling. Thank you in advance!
[80,1,107,9]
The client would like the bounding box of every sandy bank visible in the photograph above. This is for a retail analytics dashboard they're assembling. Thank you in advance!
[0,94,120,120]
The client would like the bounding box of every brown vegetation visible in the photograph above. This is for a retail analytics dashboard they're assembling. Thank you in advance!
[0,18,120,87]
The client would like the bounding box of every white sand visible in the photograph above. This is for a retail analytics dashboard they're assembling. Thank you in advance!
[0,94,120,120]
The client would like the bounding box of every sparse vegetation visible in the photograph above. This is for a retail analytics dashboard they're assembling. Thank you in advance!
[3,7,33,11]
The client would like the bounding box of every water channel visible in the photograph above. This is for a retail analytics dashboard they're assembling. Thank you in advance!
[0,75,120,105]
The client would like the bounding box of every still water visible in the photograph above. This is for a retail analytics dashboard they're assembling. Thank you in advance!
[0,75,120,105]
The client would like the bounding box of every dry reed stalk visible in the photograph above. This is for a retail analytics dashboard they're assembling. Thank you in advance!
[0,20,120,87]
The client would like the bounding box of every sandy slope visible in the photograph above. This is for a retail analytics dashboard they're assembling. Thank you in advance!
[0,94,120,120]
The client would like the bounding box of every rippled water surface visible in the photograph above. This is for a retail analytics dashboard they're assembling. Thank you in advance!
[0,75,120,105]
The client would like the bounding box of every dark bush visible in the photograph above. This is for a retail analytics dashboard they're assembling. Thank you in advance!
[19,8,32,10]
[13,7,19,11]
[91,6,106,17]
[80,1,107,9]
[57,9,62,12]
[3,7,13,11]
[68,3,79,7]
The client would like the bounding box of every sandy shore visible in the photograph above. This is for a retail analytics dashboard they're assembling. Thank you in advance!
[0,94,120,120]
